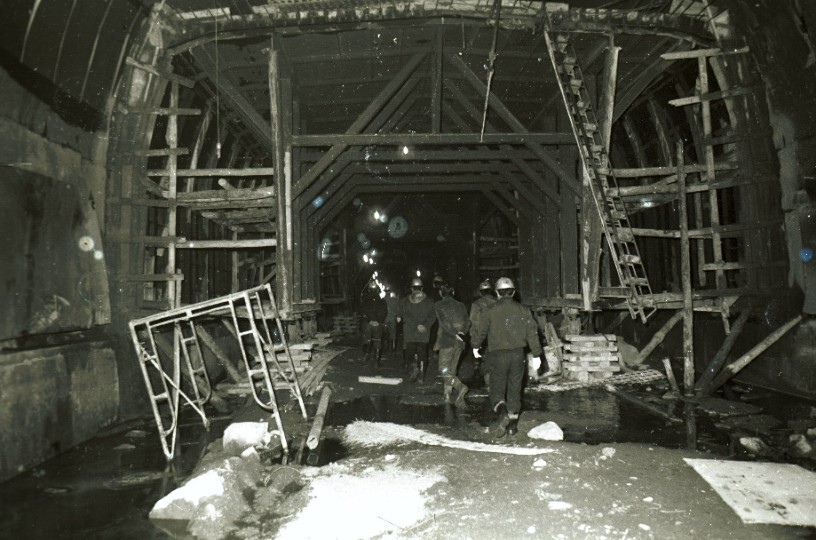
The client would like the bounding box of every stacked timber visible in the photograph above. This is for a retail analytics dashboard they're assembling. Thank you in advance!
[299,347,344,396]
[332,315,359,335]
[314,332,333,347]
[563,334,621,382]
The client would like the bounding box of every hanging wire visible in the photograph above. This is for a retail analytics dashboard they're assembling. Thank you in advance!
[480,0,502,141]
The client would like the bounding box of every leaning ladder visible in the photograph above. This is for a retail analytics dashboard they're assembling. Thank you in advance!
[543,7,655,322]
[129,284,307,460]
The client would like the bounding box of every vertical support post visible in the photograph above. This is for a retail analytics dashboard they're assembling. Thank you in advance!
[698,55,725,289]
[677,142,694,395]
[231,229,239,292]
[270,34,292,315]
[166,81,179,308]
[430,27,443,134]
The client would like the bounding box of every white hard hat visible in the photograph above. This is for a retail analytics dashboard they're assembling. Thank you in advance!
[410,277,423,288]
[495,277,515,290]
[478,279,492,291]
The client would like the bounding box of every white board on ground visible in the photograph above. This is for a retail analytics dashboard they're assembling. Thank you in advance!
[684,458,816,526]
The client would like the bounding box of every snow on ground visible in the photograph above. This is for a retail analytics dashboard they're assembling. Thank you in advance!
[276,461,444,540]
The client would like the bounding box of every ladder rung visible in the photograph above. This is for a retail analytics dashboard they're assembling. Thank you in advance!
[624,277,650,287]
[583,122,597,133]
[621,254,642,264]
[238,330,256,337]
[154,392,169,401]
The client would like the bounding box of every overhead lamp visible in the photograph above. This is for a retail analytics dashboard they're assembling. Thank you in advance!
[402,146,410,155]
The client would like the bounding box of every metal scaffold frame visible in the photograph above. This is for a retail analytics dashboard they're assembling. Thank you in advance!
[128,283,307,460]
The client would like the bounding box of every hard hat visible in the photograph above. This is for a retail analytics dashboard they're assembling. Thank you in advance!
[368,280,378,289]
[432,275,445,285]
[410,277,423,288]
[495,277,515,290]
[478,279,492,291]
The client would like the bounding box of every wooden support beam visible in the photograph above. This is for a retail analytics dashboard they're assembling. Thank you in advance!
[706,315,802,394]
[126,56,194,88]
[660,46,750,60]
[636,310,684,364]
[147,167,276,177]
[307,386,332,450]
[175,239,277,249]
[613,39,676,121]
[446,53,581,195]
[431,28,443,134]
[191,47,274,148]
[668,86,753,107]
[481,188,520,226]
[695,309,752,395]
[292,53,426,198]
[678,143,694,395]
[291,132,573,146]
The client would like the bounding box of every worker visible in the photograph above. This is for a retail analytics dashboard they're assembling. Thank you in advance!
[469,279,496,387]
[471,277,542,437]
[383,286,400,357]
[359,280,387,367]
[433,284,470,407]
[397,277,436,382]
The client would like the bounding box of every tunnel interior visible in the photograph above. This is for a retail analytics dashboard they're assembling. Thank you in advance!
[2,1,816,531]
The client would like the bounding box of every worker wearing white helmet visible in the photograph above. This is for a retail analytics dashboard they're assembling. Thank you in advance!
[396,277,436,382]
[471,277,542,437]
[468,279,497,388]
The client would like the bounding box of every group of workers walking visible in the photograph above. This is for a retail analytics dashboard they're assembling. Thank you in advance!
[358,274,543,437]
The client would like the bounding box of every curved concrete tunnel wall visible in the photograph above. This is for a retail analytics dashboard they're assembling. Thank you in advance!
[1,0,816,481]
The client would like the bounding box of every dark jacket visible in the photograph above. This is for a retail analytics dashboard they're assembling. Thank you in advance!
[471,297,542,355]
[359,291,387,323]
[468,294,496,337]
[434,296,470,350]
[397,291,436,343]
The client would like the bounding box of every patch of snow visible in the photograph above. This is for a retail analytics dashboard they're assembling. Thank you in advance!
[638,523,651,531]
[532,458,547,468]
[548,501,573,511]
[277,464,444,540]
[151,469,225,513]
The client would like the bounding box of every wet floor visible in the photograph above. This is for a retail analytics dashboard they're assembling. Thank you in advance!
[0,414,234,540]
[2,366,814,538]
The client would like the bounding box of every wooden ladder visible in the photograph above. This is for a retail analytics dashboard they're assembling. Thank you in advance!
[543,6,655,322]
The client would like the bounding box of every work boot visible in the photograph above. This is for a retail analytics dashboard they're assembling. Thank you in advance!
[454,383,469,409]
[492,402,510,437]
[506,417,519,436]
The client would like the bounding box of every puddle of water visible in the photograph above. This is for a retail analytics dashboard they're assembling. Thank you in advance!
[0,411,233,539]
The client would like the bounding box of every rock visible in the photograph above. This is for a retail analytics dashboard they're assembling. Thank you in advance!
[150,456,262,540]
[527,421,564,441]
[223,422,270,455]
[789,434,815,458]
[739,436,773,456]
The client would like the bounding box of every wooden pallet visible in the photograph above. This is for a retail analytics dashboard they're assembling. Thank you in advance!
[531,369,665,392]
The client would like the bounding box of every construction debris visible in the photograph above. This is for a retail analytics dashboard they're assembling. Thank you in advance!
[531,368,664,392]
[563,334,621,382]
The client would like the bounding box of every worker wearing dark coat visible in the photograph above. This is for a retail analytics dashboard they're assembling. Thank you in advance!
[397,278,436,382]
[469,279,496,387]
[359,281,387,366]
[471,277,542,437]
[433,285,470,407]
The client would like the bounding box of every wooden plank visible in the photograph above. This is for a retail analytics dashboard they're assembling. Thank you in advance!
[113,273,184,282]
[147,167,276,177]
[125,57,194,88]
[290,132,574,146]
[660,46,749,60]
[135,148,189,157]
[124,107,202,116]
[175,239,277,249]
[668,86,753,107]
